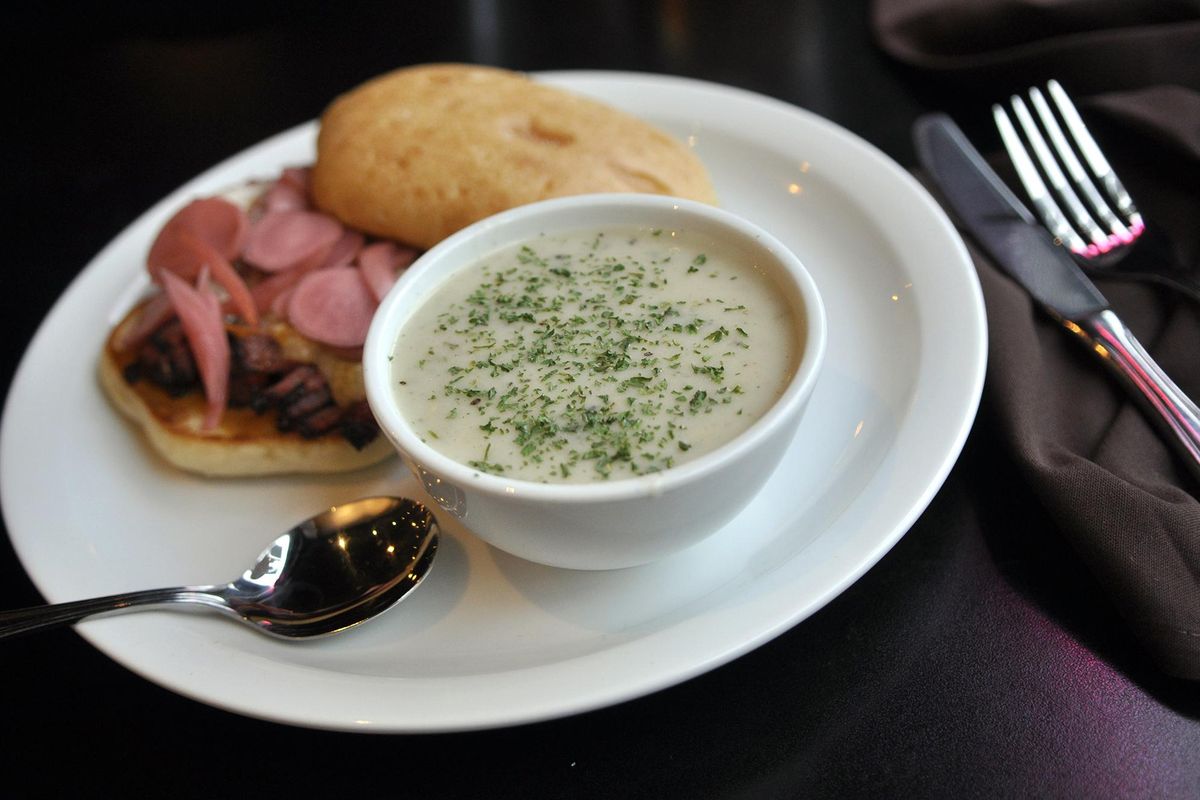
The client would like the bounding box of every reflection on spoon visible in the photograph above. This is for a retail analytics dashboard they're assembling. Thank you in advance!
[0,496,438,640]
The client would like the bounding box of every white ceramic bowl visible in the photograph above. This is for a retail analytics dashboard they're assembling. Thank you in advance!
[364,194,826,570]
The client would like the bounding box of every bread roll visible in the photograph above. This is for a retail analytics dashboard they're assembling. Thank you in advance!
[311,64,717,250]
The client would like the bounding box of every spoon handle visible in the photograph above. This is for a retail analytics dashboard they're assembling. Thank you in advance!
[0,587,226,639]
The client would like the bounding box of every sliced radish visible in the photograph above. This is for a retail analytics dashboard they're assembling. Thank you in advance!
[356,241,418,303]
[160,269,230,430]
[286,267,377,348]
[242,210,344,273]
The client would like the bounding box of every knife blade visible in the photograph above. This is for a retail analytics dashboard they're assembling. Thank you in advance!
[912,113,1108,322]
[913,112,1200,482]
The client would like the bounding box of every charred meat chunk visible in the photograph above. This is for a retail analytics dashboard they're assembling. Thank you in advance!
[258,365,340,437]
[124,321,198,396]
[338,401,379,450]
[230,333,288,374]
[297,405,343,439]
[125,323,381,448]
[227,371,273,408]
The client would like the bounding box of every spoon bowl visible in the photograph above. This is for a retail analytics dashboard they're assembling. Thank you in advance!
[0,496,439,640]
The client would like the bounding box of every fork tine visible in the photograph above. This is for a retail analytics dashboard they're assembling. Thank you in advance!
[1046,80,1145,237]
[1009,93,1111,251]
[993,103,1092,255]
[1028,86,1132,245]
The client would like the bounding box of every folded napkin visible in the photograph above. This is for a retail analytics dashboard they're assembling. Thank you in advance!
[872,0,1200,679]
[873,0,1200,92]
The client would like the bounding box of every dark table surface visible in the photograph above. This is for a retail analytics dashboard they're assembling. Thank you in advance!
[3,2,1198,797]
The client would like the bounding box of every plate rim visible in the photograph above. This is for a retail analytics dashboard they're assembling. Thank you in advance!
[0,70,986,732]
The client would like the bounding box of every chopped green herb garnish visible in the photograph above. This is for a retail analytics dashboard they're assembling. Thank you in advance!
[390,227,793,480]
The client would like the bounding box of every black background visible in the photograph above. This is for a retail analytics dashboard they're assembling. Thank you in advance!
[3,2,1198,797]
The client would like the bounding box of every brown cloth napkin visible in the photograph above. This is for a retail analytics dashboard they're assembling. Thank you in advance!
[873,0,1200,92]
[872,0,1200,679]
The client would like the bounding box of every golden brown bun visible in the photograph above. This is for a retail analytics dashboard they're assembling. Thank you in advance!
[311,64,718,250]
[99,307,394,478]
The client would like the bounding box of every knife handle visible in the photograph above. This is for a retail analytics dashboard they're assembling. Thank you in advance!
[1074,309,1200,483]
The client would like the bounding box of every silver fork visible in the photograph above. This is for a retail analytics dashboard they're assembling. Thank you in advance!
[993,80,1200,303]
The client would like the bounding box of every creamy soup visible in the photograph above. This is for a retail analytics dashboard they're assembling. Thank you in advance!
[390,225,801,483]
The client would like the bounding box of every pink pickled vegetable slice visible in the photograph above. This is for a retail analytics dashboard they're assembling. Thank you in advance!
[160,269,230,430]
[286,267,377,348]
[242,210,344,273]
[356,241,417,303]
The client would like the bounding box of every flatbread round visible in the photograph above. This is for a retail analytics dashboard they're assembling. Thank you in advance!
[99,305,394,478]
[311,64,717,250]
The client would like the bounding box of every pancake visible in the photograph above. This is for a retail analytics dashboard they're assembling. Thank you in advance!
[99,306,394,477]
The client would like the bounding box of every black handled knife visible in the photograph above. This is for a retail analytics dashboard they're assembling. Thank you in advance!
[913,113,1200,482]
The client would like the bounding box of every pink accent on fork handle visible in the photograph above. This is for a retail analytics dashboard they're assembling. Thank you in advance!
[1072,309,1200,483]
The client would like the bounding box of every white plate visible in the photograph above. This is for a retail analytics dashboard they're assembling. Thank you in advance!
[0,72,985,732]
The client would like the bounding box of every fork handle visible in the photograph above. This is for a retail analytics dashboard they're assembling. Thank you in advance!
[1074,309,1200,482]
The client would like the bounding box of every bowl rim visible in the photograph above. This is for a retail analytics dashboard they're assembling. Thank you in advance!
[363,192,827,503]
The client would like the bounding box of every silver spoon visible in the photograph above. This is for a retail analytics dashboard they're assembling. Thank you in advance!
[0,496,438,640]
